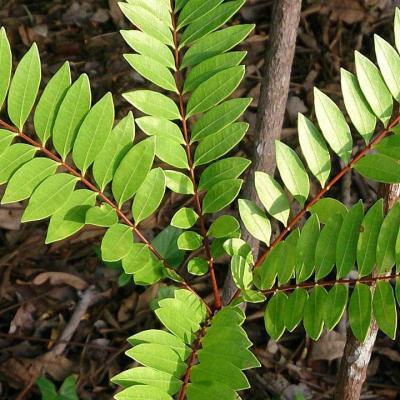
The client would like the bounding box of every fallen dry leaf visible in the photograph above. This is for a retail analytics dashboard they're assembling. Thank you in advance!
[33,272,88,290]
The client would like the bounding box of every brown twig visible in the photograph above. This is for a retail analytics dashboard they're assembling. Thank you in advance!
[171,9,221,311]
[261,272,400,296]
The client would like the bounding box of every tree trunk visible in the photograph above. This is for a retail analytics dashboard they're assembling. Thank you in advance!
[222,0,302,304]
[335,183,400,399]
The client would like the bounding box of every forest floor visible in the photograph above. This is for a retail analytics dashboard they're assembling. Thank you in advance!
[0,0,400,399]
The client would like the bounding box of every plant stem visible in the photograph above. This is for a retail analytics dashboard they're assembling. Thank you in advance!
[261,271,400,296]
[171,7,222,311]
[0,118,211,314]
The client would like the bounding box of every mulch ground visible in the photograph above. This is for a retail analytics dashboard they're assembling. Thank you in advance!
[0,0,400,399]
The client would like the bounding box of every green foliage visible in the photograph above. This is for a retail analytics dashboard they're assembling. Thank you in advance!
[2,2,400,399]
[112,288,258,399]
[37,375,79,400]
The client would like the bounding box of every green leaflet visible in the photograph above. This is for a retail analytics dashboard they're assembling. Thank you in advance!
[349,283,372,342]
[310,197,348,224]
[34,62,71,145]
[112,368,182,396]
[323,284,348,330]
[284,288,308,332]
[181,24,254,68]
[93,112,135,191]
[354,154,400,184]
[112,137,155,206]
[0,144,37,184]
[255,171,290,226]
[238,199,271,245]
[277,229,299,285]
[340,68,376,144]
[122,244,165,285]
[126,0,171,27]
[155,290,207,345]
[202,178,242,214]
[315,213,343,280]
[188,257,209,276]
[208,215,239,238]
[46,189,97,243]
[191,98,251,142]
[375,133,400,159]
[295,214,320,283]
[275,140,309,206]
[374,35,400,102]
[187,66,245,117]
[180,0,245,47]
[171,208,198,229]
[253,242,283,290]
[376,203,400,273]
[121,30,175,70]
[112,366,181,394]
[72,92,115,173]
[303,285,327,341]
[396,8,400,54]
[298,114,330,187]
[132,168,166,224]
[124,54,177,92]
[115,385,172,400]
[314,88,352,163]
[123,90,181,120]
[127,329,190,361]
[177,231,202,251]
[155,137,189,169]
[0,129,15,154]
[101,223,133,262]
[357,200,384,277]
[264,291,287,341]
[231,255,252,291]
[0,27,12,110]
[336,201,364,279]
[355,51,393,127]
[198,157,250,191]
[8,43,41,130]
[53,74,91,160]
[165,170,194,194]
[127,343,186,377]
[119,3,173,46]
[2,158,59,204]
[85,203,118,227]
[223,238,253,265]
[178,0,224,29]
[373,281,397,339]
[184,52,246,94]
[136,116,183,144]
[21,173,78,223]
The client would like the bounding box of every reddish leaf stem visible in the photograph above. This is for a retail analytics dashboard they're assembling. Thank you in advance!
[171,9,222,311]
[261,271,400,296]
[177,320,210,400]
[229,113,400,303]
[0,118,211,314]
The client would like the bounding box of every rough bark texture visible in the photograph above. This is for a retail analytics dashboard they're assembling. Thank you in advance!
[334,183,400,400]
[222,0,302,305]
